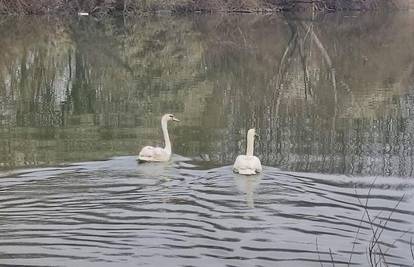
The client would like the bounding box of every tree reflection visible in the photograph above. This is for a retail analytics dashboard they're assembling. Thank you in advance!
[196,13,414,176]
[0,14,413,176]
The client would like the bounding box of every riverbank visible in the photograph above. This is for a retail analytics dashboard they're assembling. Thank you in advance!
[0,0,410,15]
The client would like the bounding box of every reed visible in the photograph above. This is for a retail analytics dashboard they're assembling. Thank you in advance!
[316,180,411,267]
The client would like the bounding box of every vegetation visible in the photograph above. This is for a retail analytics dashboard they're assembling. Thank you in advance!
[0,0,406,15]
[316,180,413,267]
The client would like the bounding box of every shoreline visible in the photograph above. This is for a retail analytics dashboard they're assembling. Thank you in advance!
[0,1,409,16]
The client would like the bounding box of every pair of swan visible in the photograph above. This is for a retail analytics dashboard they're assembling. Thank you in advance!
[138,114,262,175]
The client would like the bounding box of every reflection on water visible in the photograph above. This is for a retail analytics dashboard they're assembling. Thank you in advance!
[0,12,414,267]
[234,173,263,208]
[0,14,414,176]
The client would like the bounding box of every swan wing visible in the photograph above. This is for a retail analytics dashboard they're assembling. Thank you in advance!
[252,156,262,173]
[232,155,256,175]
[233,155,262,175]
[233,155,246,171]
[139,146,155,157]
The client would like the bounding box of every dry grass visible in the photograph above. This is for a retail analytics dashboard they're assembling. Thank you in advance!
[316,179,411,267]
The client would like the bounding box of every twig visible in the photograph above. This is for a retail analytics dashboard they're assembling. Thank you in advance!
[354,180,388,267]
[366,193,405,265]
[373,194,405,248]
[384,227,412,255]
[329,248,336,267]
[348,212,365,266]
[410,237,414,263]
[316,236,324,267]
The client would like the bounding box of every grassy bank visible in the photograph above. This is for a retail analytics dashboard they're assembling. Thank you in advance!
[0,0,405,15]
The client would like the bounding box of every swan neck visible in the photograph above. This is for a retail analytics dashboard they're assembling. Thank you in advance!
[246,133,254,156]
[161,118,171,154]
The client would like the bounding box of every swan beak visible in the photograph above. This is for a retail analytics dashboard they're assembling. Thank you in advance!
[173,117,180,122]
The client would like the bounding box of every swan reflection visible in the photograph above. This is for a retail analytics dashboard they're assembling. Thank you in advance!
[234,173,263,208]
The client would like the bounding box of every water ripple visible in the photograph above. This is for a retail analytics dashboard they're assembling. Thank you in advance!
[0,156,413,266]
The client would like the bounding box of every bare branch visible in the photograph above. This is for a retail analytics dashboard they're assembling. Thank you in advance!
[348,211,365,266]
[316,236,324,267]
[410,237,414,263]
[354,181,388,267]
[329,248,335,267]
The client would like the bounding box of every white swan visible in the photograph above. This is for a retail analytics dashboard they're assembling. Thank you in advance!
[138,114,180,163]
[233,128,262,175]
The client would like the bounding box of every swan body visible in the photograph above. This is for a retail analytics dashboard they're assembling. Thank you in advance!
[138,146,170,162]
[138,114,179,163]
[233,155,262,175]
[233,128,262,175]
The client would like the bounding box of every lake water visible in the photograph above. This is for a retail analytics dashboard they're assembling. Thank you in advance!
[0,12,414,266]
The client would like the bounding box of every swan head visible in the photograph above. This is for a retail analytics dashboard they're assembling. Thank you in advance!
[162,113,180,122]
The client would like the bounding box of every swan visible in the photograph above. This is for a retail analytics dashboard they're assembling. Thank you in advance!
[138,114,179,163]
[233,128,262,175]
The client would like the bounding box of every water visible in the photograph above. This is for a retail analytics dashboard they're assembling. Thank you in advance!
[0,13,414,266]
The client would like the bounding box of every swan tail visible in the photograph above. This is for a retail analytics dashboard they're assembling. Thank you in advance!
[235,169,257,175]
[137,156,153,163]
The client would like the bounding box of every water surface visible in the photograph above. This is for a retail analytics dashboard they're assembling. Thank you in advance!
[0,13,414,266]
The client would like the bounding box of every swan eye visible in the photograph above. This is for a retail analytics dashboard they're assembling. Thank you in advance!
[169,115,174,118]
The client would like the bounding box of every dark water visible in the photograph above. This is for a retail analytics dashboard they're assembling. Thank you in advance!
[0,13,414,266]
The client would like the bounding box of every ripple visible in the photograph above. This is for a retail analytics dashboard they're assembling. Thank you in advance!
[0,156,413,266]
